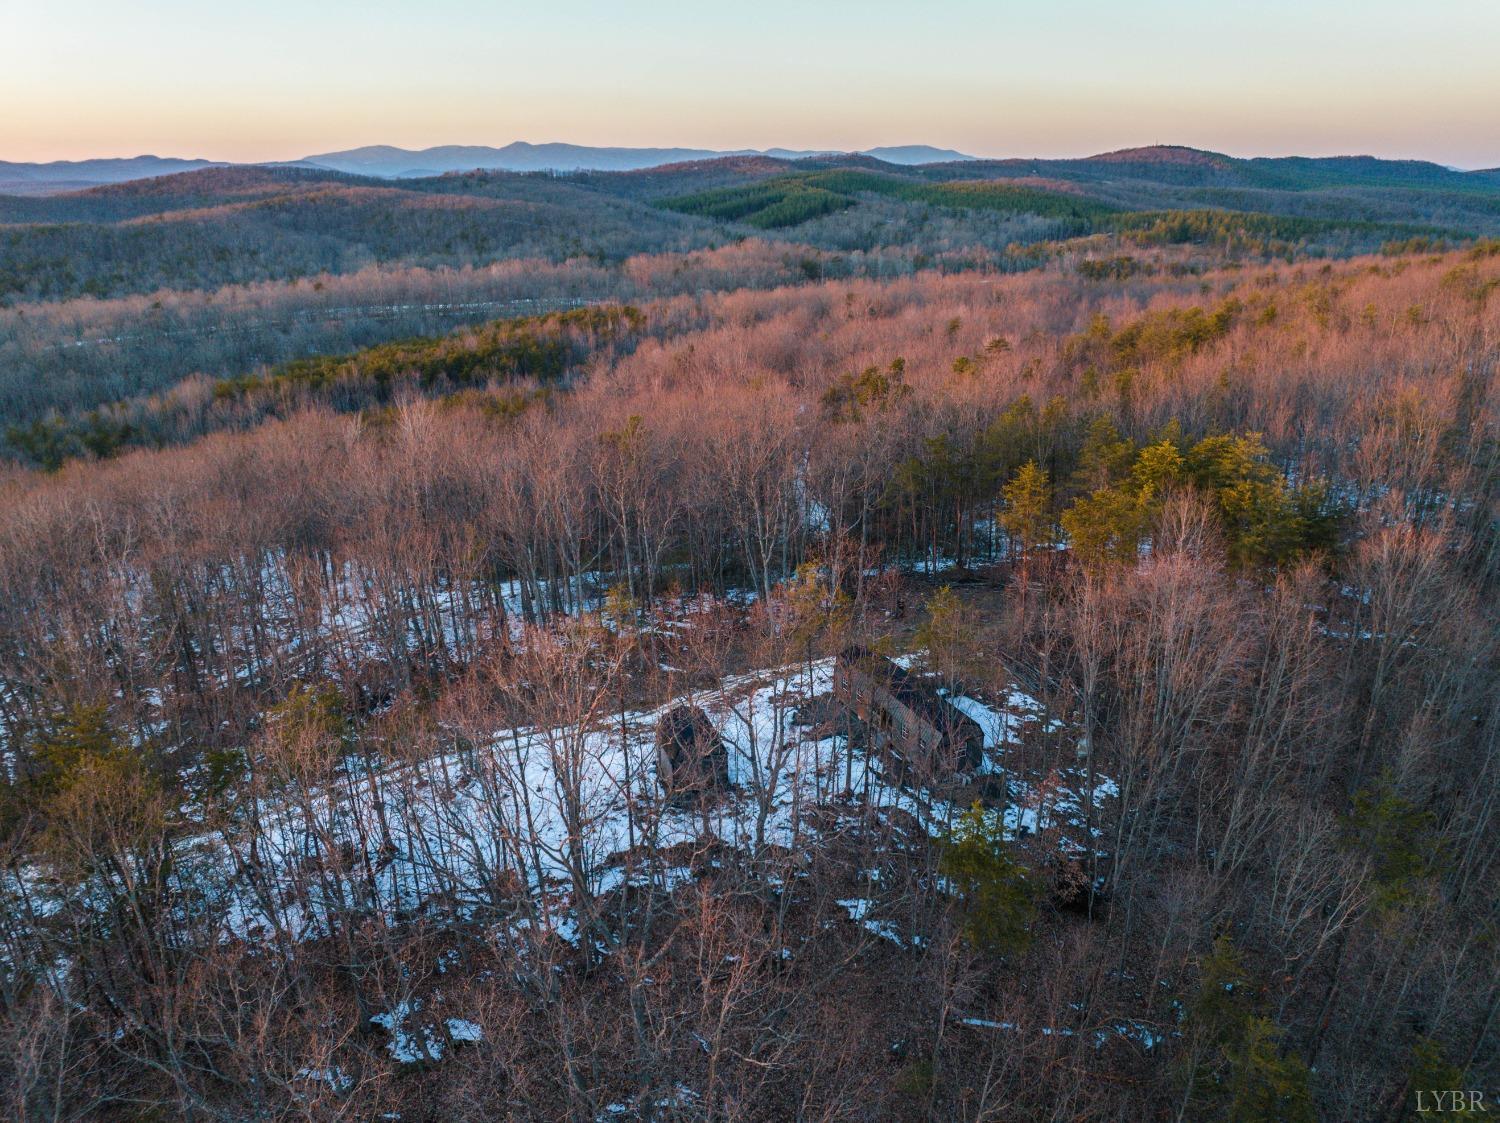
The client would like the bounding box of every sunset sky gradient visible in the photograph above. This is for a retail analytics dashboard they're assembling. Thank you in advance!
[4,0,1497,167]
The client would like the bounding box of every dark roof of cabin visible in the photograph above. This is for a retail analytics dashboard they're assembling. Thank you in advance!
[837,646,983,738]
[656,704,721,749]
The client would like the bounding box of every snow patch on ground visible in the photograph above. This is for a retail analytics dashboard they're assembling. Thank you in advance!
[3,653,1118,1009]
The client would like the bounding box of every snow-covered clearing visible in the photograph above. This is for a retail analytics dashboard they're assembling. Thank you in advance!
[179,656,1114,947]
[5,653,1120,1067]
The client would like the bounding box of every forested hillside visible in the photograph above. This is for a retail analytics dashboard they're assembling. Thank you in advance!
[0,165,1496,1120]
[5,149,1499,452]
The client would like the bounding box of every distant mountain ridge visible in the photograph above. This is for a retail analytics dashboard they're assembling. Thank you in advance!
[297,142,977,177]
[0,143,977,194]
[0,155,223,195]
[3,143,1497,197]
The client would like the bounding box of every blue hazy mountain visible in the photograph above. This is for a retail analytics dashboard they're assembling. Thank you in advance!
[0,155,223,195]
[298,141,978,177]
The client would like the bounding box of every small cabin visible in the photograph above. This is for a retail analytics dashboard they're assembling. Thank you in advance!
[655,704,731,797]
[833,646,984,775]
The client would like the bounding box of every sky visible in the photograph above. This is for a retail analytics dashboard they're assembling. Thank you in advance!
[3,0,1498,168]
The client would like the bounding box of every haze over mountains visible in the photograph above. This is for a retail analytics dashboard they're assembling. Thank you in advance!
[295,142,978,177]
[4,140,1496,196]
[0,155,226,194]
[0,142,976,194]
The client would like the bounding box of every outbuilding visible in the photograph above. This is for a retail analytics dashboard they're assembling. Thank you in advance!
[833,646,984,775]
[655,704,731,797]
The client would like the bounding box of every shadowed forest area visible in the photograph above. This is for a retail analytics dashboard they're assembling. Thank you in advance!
[0,150,1496,1120]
